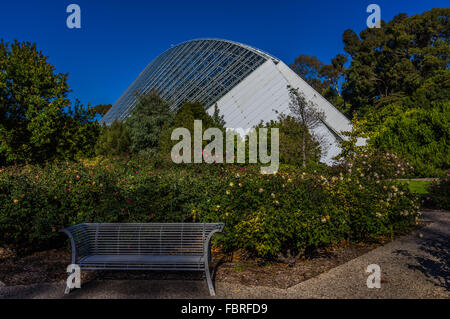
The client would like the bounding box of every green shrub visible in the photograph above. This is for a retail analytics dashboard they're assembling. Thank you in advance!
[194,165,419,259]
[0,157,420,259]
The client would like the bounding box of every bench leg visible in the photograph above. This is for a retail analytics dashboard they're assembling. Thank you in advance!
[205,265,216,296]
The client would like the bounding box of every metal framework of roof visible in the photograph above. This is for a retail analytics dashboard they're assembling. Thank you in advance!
[101,39,276,124]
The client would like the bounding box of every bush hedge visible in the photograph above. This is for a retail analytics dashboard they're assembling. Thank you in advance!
[0,155,420,258]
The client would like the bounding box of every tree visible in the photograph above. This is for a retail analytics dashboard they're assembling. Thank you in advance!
[335,115,372,161]
[0,40,99,165]
[341,8,449,117]
[290,53,350,113]
[290,54,329,93]
[57,99,100,160]
[211,103,226,129]
[335,8,449,176]
[320,54,348,97]
[287,86,325,167]
[95,120,130,157]
[93,104,112,119]
[261,114,321,166]
[372,101,449,176]
[125,90,174,154]
[158,101,221,156]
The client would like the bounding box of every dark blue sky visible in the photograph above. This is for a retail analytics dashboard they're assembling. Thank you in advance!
[1,0,448,107]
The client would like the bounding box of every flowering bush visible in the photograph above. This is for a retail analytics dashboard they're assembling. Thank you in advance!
[0,158,420,258]
[194,166,420,259]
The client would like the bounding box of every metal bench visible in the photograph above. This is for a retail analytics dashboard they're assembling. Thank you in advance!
[60,223,224,296]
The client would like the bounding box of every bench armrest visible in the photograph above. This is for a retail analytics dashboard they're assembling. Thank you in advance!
[59,225,90,264]
[203,223,224,264]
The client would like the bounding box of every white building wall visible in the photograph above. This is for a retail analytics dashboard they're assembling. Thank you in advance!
[207,60,354,164]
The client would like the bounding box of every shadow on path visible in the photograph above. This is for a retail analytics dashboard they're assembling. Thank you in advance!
[394,217,449,291]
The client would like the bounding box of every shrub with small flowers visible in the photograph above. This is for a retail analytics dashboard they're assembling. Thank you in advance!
[193,165,420,260]
[0,157,420,259]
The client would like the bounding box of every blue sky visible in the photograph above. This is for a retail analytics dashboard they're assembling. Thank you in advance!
[1,0,448,108]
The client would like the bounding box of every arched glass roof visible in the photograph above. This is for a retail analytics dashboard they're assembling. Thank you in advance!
[101,39,278,124]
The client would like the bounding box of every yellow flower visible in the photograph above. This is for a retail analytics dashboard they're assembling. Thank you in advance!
[13,199,18,204]
[229,182,234,187]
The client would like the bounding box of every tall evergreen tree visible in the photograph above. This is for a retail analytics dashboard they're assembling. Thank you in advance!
[125,90,174,154]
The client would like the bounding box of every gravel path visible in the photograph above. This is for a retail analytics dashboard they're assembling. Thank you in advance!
[0,210,448,299]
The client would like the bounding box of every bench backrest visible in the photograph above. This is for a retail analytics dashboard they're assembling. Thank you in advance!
[65,223,224,256]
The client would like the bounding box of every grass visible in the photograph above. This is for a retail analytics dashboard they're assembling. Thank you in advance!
[398,180,432,195]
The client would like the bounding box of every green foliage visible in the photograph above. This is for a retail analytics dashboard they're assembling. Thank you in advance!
[158,101,221,155]
[124,90,174,154]
[92,104,112,120]
[211,103,226,128]
[259,114,321,166]
[291,9,450,176]
[0,159,420,258]
[342,9,449,116]
[371,100,449,176]
[95,121,131,157]
[290,54,328,93]
[195,165,419,259]
[0,40,99,165]
[340,10,449,176]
